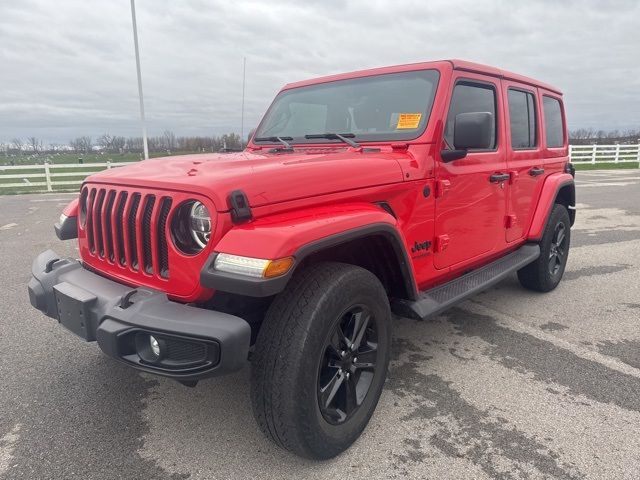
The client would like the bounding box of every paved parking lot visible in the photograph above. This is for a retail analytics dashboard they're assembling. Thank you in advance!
[1,169,639,480]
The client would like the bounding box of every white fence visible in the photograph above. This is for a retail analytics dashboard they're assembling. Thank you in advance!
[1,145,639,193]
[569,144,640,165]
[0,161,136,192]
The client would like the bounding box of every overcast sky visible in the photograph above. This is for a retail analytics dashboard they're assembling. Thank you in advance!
[1,0,639,144]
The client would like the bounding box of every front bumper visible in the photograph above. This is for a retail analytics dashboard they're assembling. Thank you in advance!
[28,250,251,381]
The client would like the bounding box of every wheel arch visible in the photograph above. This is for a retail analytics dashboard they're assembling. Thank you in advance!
[527,174,575,241]
[292,225,418,301]
[201,205,419,301]
[555,183,576,226]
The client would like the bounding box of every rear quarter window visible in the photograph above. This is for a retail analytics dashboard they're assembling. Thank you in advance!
[508,89,537,149]
[543,96,564,148]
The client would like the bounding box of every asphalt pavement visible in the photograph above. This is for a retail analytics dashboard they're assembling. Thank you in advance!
[1,169,639,479]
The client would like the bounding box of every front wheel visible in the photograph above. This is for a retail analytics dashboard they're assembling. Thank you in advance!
[518,203,571,292]
[250,262,391,459]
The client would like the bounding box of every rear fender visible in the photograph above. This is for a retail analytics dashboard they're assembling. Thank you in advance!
[201,203,417,299]
[527,173,575,241]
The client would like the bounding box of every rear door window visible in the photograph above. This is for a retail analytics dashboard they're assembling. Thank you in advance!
[508,89,537,149]
[445,82,497,150]
[543,96,564,148]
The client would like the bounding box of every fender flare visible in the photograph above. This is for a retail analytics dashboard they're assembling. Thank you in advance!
[200,205,417,299]
[55,197,80,240]
[527,173,575,241]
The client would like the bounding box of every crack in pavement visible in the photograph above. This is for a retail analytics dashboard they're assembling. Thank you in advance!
[562,264,632,281]
[388,338,584,480]
[447,307,640,414]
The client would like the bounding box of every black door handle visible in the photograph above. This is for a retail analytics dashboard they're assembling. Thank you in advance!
[489,173,510,183]
[529,167,545,176]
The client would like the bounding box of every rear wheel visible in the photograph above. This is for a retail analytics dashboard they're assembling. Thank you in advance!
[250,262,391,459]
[518,204,571,292]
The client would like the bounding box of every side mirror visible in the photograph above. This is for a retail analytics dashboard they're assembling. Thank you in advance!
[454,112,493,150]
[441,112,494,163]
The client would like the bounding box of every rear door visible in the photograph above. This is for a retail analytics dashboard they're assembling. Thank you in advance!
[434,73,508,270]
[502,82,545,242]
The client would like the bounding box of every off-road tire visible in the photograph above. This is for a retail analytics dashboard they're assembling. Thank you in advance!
[518,203,571,292]
[250,262,391,459]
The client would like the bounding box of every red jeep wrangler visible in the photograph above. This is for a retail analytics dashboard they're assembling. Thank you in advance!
[29,60,575,459]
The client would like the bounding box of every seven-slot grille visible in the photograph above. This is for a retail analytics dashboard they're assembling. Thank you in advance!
[83,186,172,279]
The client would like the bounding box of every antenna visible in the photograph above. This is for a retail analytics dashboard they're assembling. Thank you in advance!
[130,0,149,160]
[241,57,246,147]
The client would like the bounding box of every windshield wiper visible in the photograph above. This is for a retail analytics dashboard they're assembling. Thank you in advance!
[304,133,360,148]
[254,136,294,151]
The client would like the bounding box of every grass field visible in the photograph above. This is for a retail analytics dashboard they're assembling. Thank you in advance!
[572,161,639,170]
[0,151,196,195]
[0,151,201,166]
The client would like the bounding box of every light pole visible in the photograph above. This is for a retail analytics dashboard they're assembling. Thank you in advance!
[241,57,246,148]
[130,0,149,160]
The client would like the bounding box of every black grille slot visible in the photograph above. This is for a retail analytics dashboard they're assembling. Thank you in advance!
[115,192,128,266]
[166,339,207,363]
[94,189,106,257]
[142,195,156,274]
[104,190,116,261]
[86,188,96,253]
[82,186,176,280]
[128,193,141,270]
[158,197,172,278]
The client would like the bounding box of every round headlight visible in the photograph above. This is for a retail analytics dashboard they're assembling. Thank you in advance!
[171,200,214,255]
[190,202,211,248]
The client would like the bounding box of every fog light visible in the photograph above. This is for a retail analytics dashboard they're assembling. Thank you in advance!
[149,335,160,357]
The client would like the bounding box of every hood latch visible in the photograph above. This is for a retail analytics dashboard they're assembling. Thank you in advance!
[228,190,253,224]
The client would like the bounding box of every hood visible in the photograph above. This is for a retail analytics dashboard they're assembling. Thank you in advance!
[88,149,405,211]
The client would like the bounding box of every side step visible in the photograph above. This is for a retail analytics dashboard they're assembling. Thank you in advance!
[392,244,540,320]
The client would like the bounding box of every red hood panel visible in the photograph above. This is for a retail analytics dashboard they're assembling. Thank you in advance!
[89,150,404,210]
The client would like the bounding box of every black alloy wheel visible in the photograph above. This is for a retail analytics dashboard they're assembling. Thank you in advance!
[518,203,571,292]
[548,221,567,275]
[318,305,379,424]
[250,262,391,459]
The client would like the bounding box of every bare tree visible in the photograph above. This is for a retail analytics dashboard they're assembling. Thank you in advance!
[126,137,143,152]
[27,136,42,153]
[97,133,114,151]
[70,137,92,153]
[12,137,24,153]
[162,130,176,151]
[112,136,126,153]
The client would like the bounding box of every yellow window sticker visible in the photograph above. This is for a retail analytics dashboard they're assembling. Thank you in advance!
[396,113,422,129]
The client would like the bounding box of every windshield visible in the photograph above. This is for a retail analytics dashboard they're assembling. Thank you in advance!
[254,69,440,144]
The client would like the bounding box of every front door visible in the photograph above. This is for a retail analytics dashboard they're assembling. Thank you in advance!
[434,74,508,270]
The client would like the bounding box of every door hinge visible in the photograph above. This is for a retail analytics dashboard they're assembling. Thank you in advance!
[435,179,451,198]
[505,214,517,228]
[434,234,450,252]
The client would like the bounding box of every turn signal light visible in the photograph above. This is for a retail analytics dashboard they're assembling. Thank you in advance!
[263,257,294,278]
[213,253,294,278]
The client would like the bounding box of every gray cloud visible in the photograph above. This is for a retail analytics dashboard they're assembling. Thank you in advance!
[1,0,639,143]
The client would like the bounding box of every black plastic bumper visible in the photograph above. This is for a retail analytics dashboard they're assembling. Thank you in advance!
[28,250,251,381]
